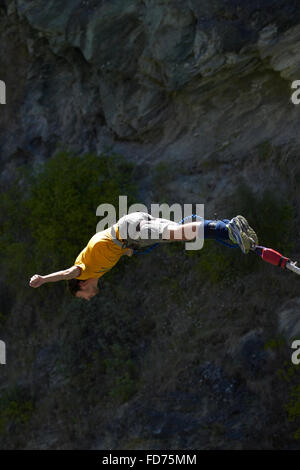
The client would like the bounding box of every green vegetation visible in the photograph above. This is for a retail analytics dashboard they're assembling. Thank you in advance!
[191,241,239,284]
[277,362,300,441]
[104,343,137,403]
[230,183,295,253]
[0,387,34,435]
[160,274,183,303]
[183,226,256,285]
[286,384,300,440]
[0,311,6,326]
[264,336,285,351]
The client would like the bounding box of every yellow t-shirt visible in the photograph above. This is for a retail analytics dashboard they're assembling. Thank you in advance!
[74,225,127,280]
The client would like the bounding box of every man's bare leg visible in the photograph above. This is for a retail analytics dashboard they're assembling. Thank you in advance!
[162,222,202,242]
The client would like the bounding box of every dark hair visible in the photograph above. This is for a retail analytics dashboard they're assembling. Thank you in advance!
[67,279,82,296]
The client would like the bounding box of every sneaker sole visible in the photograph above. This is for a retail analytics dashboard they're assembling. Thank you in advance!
[235,215,259,246]
[228,216,258,254]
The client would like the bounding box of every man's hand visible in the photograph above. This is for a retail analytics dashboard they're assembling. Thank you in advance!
[29,274,44,288]
[124,248,134,257]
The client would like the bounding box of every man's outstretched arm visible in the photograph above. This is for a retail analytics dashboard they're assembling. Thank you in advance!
[29,266,81,288]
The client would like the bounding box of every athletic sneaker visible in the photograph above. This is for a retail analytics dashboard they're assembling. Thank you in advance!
[227,215,258,254]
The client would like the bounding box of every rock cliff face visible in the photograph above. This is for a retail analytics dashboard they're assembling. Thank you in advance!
[2,0,300,170]
[0,0,300,449]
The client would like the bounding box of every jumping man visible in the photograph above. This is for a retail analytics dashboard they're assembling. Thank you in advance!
[29,212,258,300]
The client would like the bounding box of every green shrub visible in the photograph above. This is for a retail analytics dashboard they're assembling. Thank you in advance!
[193,241,236,283]
[227,183,295,253]
[0,387,34,434]
[26,150,137,269]
[285,382,300,440]
[264,336,285,351]
[277,363,300,441]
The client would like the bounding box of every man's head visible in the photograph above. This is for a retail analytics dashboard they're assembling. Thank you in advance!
[68,278,100,300]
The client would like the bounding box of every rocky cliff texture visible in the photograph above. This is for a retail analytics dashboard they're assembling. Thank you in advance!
[0,0,300,449]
